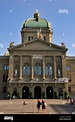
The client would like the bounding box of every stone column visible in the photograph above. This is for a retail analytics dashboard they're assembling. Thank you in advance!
[42,56,45,80]
[31,56,34,80]
[65,83,68,93]
[8,55,14,80]
[19,55,22,80]
[53,56,56,78]
[62,56,67,77]
[49,29,53,43]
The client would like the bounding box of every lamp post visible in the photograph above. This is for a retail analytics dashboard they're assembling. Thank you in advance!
[23,90,25,93]
[36,78,38,82]
[50,90,51,93]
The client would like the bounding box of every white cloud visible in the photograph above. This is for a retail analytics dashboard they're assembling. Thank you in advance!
[63,33,65,36]
[0,44,4,48]
[72,44,75,47]
[10,33,12,36]
[10,10,12,13]
[0,54,4,56]
[58,9,69,14]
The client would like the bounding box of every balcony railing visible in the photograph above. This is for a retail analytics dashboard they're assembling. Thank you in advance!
[8,77,68,84]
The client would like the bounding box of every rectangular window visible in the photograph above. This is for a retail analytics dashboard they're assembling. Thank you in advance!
[44,36,46,41]
[34,66,37,74]
[27,66,30,74]
[28,36,30,41]
[49,66,52,75]
[4,65,9,70]
[38,66,41,75]
[66,65,70,70]
[46,66,48,75]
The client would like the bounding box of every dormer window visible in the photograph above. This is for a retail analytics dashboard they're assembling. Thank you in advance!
[28,36,33,41]
[44,36,46,41]
[28,36,30,41]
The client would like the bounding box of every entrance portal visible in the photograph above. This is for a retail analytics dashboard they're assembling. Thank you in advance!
[22,86,29,99]
[46,86,53,99]
[34,86,41,99]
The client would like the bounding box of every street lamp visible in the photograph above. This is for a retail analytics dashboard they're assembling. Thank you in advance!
[50,90,51,93]
[36,78,38,82]
[23,90,25,93]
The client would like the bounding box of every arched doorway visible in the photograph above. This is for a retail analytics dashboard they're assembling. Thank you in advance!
[46,86,53,99]
[58,87,63,98]
[34,86,41,99]
[12,87,17,99]
[22,86,29,99]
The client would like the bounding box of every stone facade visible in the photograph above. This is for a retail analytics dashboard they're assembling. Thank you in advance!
[0,11,75,99]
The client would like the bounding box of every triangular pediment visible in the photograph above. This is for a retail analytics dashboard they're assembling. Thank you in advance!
[8,40,68,52]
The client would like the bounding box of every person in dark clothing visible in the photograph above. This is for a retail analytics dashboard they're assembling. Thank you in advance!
[23,101,27,105]
[41,98,46,112]
[37,99,41,113]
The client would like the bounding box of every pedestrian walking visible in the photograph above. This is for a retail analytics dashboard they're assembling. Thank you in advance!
[66,94,69,102]
[23,101,27,105]
[41,98,46,112]
[36,99,41,113]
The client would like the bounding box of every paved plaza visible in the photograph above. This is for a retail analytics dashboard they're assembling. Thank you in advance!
[0,99,75,114]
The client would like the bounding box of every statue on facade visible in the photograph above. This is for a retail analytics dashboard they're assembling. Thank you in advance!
[10,42,14,47]
[34,10,40,21]
[35,28,43,40]
[61,42,66,47]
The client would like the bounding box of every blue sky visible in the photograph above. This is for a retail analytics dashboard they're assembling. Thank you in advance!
[0,0,75,56]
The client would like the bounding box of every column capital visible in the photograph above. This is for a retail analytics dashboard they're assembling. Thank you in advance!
[19,55,23,57]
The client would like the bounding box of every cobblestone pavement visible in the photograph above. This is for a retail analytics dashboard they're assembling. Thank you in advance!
[0,99,75,114]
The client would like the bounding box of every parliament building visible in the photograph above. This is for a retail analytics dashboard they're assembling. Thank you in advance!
[0,10,75,99]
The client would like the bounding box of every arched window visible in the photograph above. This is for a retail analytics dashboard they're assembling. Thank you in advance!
[45,64,52,75]
[66,65,71,70]
[68,86,71,92]
[12,87,17,98]
[3,86,7,93]
[59,87,63,97]
[57,65,61,76]
[28,36,30,41]
[14,65,18,75]
[44,36,46,41]
[67,74,71,82]
[3,74,8,82]
[34,63,41,75]
[23,63,30,75]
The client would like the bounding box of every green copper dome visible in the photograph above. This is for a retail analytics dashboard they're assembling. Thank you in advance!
[23,18,50,28]
[23,10,51,28]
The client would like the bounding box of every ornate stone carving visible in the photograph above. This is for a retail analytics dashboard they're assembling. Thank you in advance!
[61,42,66,47]
[10,42,14,47]
[34,10,40,21]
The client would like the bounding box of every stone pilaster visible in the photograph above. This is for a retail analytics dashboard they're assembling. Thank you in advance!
[53,56,56,78]
[62,56,67,77]
[8,55,14,80]
[19,55,22,80]
[42,56,45,80]
[49,29,53,43]
[31,56,34,80]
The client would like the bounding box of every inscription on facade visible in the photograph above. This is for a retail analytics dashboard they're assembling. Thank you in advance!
[33,54,43,59]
